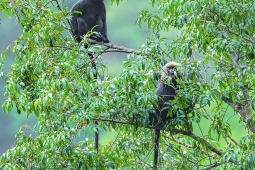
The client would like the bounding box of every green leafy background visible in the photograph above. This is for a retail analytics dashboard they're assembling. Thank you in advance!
[0,0,247,157]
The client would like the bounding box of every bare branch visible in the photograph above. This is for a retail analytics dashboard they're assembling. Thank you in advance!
[86,39,150,56]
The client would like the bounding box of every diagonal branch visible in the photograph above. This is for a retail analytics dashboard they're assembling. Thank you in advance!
[172,129,223,156]
[162,134,214,157]
[86,39,150,56]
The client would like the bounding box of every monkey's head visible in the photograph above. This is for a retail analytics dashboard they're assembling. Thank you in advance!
[161,61,182,81]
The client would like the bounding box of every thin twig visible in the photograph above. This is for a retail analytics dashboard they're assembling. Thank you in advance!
[108,131,120,151]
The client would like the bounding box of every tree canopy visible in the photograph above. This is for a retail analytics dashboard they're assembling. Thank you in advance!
[0,0,255,169]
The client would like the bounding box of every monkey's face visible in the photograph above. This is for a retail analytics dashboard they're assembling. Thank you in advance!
[161,66,176,81]
[161,62,182,81]
[167,66,175,76]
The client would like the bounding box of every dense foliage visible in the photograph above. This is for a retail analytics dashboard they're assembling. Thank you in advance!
[0,0,255,169]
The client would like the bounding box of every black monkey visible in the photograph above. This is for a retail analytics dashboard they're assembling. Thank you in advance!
[70,0,109,153]
[149,62,182,170]
[70,0,109,72]
[70,0,109,44]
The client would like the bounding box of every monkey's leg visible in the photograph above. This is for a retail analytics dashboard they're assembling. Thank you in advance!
[90,16,103,42]
[154,129,160,170]
[94,16,109,43]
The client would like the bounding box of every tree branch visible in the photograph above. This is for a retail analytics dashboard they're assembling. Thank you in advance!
[162,134,214,157]
[86,39,150,56]
[172,129,223,156]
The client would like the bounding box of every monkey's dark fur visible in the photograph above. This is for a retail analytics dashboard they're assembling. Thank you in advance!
[70,0,109,44]
[149,62,182,170]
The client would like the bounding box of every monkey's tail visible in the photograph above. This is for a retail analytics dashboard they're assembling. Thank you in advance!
[88,53,97,75]
[91,54,98,153]
[85,44,97,76]
[154,129,160,170]
[94,121,99,153]
[87,50,99,153]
